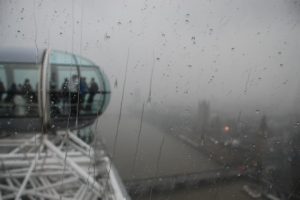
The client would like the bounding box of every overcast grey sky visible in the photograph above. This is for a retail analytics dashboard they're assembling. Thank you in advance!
[0,0,299,116]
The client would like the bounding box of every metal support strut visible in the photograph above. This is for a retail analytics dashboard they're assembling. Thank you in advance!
[0,130,129,200]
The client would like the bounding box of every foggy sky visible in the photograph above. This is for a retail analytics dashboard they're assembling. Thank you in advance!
[0,0,300,116]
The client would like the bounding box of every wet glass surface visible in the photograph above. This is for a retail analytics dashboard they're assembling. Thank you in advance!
[1,0,300,199]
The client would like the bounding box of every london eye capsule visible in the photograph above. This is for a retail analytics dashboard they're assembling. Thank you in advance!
[0,47,111,133]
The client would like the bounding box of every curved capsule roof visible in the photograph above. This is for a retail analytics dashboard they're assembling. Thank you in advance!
[0,48,97,67]
[0,48,110,88]
[50,50,96,66]
[0,47,44,63]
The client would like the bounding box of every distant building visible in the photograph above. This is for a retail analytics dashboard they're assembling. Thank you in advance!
[196,100,210,142]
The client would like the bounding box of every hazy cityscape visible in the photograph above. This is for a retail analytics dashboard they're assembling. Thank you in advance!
[1,0,300,199]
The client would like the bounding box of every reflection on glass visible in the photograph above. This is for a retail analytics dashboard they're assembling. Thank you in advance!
[48,51,111,118]
[0,63,39,117]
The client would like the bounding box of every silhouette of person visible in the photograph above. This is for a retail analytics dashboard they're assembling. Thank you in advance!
[5,83,17,103]
[0,80,5,102]
[79,77,88,110]
[22,79,33,103]
[50,82,60,116]
[86,78,99,111]
[31,83,38,103]
[69,75,79,115]
[61,78,69,110]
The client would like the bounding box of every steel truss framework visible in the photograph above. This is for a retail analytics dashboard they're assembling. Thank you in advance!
[0,130,128,200]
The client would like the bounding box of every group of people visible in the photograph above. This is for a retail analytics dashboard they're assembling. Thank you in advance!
[0,79,37,104]
[0,76,100,116]
[54,75,99,115]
